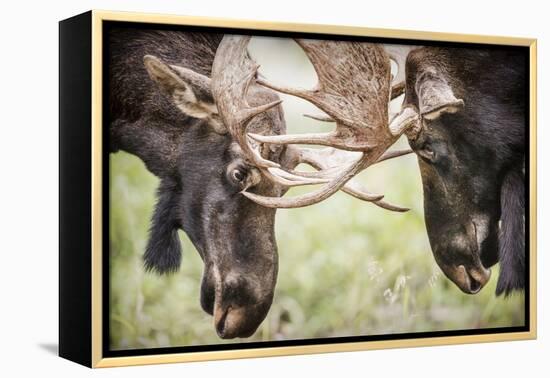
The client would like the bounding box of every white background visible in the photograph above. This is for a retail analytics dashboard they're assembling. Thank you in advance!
[0,0,547,376]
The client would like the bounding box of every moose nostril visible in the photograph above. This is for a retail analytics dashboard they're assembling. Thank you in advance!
[469,276,482,293]
[199,280,215,315]
[458,265,491,294]
[216,317,225,337]
[215,306,231,338]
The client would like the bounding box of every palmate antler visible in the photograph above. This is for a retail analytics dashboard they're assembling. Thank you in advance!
[212,36,420,209]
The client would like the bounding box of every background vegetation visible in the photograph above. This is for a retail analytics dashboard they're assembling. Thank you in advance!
[109,36,524,350]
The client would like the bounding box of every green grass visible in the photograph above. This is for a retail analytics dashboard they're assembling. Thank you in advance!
[109,146,525,350]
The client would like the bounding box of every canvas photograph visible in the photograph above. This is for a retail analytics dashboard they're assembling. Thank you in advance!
[105,22,528,354]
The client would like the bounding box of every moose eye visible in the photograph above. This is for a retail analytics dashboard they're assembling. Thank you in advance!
[424,145,435,158]
[418,144,436,162]
[231,169,246,182]
[226,161,253,189]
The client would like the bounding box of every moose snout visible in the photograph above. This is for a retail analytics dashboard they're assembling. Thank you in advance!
[455,264,491,294]
[434,242,491,294]
[201,270,272,339]
[437,259,491,294]
[433,231,492,294]
[213,304,260,339]
[213,295,271,339]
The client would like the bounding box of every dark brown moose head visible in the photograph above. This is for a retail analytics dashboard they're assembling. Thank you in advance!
[402,47,526,295]
[133,35,287,339]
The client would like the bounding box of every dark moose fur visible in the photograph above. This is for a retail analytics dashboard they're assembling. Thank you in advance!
[498,166,525,294]
[109,29,224,273]
[404,47,526,296]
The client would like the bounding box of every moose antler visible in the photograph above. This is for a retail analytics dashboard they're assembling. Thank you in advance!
[211,36,333,189]
[212,36,420,209]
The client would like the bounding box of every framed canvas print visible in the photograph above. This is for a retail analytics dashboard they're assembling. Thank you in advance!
[59,10,537,368]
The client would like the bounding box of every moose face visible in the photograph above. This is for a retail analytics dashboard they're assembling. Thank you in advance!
[177,136,282,338]
[409,113,500,294]
[404,47,526,295]
[141,55,286,338]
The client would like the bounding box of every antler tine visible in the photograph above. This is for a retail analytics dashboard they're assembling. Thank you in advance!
[250,42,418,151]
[242,152,370,208]
[298,147,410,211]
[287,147,412,179]
[248,131,372,151]
[256,39,394,151]
[298,148,384,203]
[245,146,411,210]
[247,114,417,208]
[391,81,406,100]
[211,35,283,169]
[262,167,331,187]
[344,182,409,212]
[303,113,334,122]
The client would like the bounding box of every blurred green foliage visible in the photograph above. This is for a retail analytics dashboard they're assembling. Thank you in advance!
[109,146,524,350]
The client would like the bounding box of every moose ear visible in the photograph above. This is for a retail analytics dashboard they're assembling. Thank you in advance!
[144,55,223,128]
[143,180,182,275]
[415,66,464,120]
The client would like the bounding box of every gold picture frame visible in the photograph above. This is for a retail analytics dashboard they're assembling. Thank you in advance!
[59,9,537,368]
